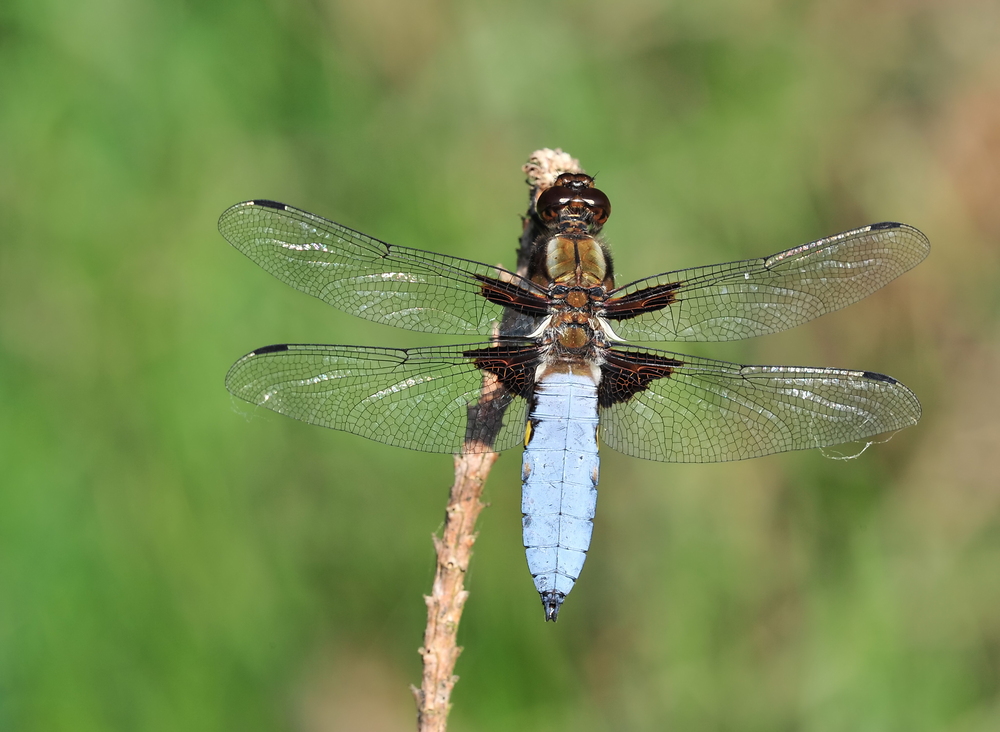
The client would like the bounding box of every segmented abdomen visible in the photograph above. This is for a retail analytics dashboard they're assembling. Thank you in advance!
[521,370,600,621]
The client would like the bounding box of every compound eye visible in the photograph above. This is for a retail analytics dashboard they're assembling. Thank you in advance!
[536,185,572,221]
[584,188,611,224]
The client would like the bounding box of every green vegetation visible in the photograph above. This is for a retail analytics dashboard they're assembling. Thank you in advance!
[2,1,998,730]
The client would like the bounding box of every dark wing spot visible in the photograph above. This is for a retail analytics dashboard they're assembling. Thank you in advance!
[869,221,901,231]
[862,370,897,384]
[252,344,290,355]
[251,200,287,210]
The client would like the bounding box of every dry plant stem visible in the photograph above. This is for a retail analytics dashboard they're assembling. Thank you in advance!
[412,149,584,731]
[412,451,497,732]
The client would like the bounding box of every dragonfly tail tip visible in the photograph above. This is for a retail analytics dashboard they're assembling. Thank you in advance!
[541,591,565,622]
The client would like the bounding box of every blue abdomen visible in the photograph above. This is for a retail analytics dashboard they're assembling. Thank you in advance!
[521,370,600,621]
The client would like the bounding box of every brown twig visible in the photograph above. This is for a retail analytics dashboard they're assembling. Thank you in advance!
[411,149,585,731]
[411,451,497,731]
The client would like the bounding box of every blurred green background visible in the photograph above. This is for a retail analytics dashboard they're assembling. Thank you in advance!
[2,0,999,730]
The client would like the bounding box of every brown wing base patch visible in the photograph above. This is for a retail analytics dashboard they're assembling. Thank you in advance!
[475,275,551,317]
[599,349,682,407]
[603,281,682,319]
[462,343,540,449]
[463,344,540,399]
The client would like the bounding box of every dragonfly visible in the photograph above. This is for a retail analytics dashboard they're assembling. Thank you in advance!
[219,173,928,621]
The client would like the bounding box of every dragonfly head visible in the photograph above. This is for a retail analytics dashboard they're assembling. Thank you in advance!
[536,173,611,229]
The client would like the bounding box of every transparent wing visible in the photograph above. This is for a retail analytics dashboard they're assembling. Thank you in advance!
[219,200,546,335]
[604,222,929,342]
[226,342,533,453]
[599,346,921,463]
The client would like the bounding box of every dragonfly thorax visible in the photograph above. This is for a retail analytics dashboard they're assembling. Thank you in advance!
[543,235,612,289]
[537,313,611,363]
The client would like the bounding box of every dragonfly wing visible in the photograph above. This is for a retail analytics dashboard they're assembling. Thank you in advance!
[604,222,929,342]
[226,341,539,453]
[598,346,921,463]
[219,201,548,335]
